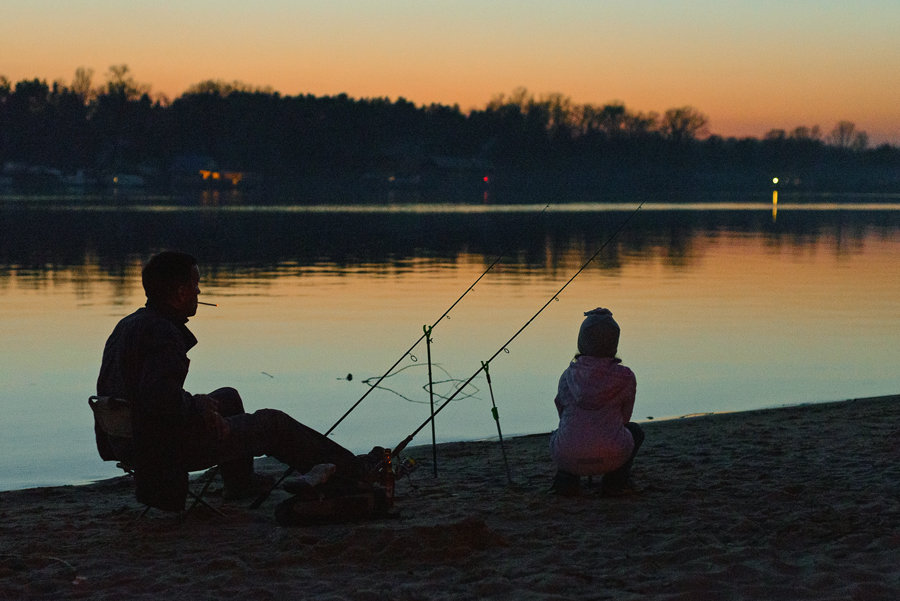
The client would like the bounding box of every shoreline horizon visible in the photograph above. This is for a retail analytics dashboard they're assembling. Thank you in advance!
[7,392,896,495]
[1,392,896,599]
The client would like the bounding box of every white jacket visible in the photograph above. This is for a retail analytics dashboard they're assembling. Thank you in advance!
[549,355,636,476]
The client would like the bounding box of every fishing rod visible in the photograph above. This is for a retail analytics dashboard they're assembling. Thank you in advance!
[250,204,549,508]
[391,200,646,458]
[482,360,512,484]
[425,325,438,476]
[324,203,550,436]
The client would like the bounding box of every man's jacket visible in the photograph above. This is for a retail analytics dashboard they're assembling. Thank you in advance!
[96,302,200,511]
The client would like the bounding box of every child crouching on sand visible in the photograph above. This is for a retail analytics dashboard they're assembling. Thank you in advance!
[549,308,645,497]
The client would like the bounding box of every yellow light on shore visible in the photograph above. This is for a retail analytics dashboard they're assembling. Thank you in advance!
[772,177,779,184]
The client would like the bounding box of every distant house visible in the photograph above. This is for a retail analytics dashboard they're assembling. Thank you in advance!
[170,154,249,189]
[198,169,245,187]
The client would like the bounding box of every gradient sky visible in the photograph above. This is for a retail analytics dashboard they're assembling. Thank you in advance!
[2,0,898,144]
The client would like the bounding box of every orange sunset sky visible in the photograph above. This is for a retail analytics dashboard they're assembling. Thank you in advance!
[2,1,899,145]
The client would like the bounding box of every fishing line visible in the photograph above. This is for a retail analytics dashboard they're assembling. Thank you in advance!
[391,200,646,458]
[324,202,550,437]
[360,363,479,405]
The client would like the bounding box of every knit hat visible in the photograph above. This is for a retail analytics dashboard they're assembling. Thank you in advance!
[577,308,620,357]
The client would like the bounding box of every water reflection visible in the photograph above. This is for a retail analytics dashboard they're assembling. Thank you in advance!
[1,195,899,490]
[2,197,898,291]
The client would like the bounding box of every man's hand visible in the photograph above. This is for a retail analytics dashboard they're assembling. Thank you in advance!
[194,394,230,441]
[206,411,230,441]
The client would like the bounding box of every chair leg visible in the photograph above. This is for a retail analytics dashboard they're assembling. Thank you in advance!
[187,493,227,517]
[118,465,226,522]
[186,467,226,517]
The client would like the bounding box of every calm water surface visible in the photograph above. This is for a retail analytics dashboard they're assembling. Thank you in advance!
[1,193,898,491]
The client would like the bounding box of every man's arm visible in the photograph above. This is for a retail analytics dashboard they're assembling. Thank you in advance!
[192,393,231,440]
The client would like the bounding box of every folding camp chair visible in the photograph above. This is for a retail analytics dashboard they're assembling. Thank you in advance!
[88,395,224,518]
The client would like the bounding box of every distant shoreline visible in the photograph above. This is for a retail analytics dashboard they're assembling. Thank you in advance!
[5,393,895,495]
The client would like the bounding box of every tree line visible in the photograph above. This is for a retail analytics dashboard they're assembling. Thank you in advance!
[1,65,897,193]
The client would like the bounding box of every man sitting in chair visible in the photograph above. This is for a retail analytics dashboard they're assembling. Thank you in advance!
[95,250,379,512]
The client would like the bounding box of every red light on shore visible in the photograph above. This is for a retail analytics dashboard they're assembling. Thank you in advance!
[483,176,490,183]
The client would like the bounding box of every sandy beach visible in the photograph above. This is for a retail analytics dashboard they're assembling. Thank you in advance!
[1,394,897,600]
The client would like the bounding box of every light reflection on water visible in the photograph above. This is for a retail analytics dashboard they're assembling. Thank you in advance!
[1,197,898,491]
[5,194,900,214]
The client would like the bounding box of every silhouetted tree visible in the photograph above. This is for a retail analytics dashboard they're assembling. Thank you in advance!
[71,67,95,104]
[659,106,709,143]
[828,120,871,151]
[579,102,628,138]
[790,125,821,141]
[0,69,897,194]
[104,64,151,100]
[184,79,275,96]
[5,79,54,165]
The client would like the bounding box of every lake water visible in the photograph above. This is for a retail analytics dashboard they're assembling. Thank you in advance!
[1,191,898,491]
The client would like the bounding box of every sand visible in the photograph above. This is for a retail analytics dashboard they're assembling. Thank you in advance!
[1,394,898,600]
